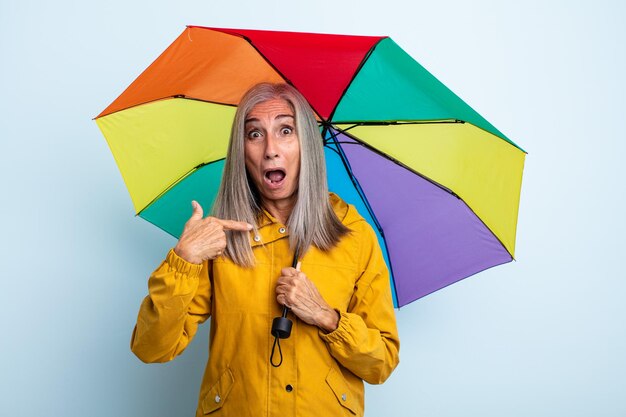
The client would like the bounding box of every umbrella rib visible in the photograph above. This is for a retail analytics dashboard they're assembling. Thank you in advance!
[171,95,239,107]
[326,130,385,234]
[95,96,238,119]
[330,124,517,261]
[138,158,226,215]
[337,120,527,154]
[326,37,387,122]
[327,125,517,305]
[330,124,461,199]
[232,34,327,122]
[337,119,463,129]
[325,129,400,302]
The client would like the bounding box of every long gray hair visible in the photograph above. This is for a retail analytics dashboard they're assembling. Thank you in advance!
[212,83,349,267]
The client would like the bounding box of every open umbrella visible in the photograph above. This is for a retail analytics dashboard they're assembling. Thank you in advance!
[95,25,526,307]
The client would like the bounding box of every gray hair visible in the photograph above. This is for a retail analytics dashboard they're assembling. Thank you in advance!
[212,83,349,266]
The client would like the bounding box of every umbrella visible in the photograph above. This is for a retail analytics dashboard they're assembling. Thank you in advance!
[95,25,526,307]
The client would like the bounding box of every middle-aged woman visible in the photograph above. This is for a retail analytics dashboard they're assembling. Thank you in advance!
[131,82,400,417]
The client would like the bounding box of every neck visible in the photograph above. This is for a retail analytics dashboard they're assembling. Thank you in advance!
[261,197,296,225]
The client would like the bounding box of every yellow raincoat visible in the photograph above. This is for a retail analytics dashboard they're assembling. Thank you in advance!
[131,194,400,416]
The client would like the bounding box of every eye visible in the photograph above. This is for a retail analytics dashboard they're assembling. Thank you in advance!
[247,129,262,140]
[280,126,293,135]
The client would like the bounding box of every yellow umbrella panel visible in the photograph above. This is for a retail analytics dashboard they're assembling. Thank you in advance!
[335,122,526,257]
[96,99,236,213]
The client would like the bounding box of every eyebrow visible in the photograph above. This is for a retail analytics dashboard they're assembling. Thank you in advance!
[245,114,295,124]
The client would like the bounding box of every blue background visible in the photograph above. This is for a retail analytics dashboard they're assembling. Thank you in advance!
[1,0,625,416]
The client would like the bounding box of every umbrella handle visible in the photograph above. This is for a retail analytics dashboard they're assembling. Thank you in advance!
[271,308,292,339]
[270,251,299,367]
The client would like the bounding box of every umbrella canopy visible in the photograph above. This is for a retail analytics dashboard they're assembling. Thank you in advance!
[95,25,526,307]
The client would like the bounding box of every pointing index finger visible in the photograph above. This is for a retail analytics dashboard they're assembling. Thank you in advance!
[216,218,254,232]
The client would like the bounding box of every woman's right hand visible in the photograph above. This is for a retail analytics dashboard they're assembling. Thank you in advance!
[173,201,253,264]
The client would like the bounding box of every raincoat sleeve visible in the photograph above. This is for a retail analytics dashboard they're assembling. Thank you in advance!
[130,249,211,363]
[319,223,400,384]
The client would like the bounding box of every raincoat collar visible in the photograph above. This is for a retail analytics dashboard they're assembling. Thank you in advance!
[249,193,353,247]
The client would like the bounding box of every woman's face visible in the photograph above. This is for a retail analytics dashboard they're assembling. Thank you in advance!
[244,98,301,209]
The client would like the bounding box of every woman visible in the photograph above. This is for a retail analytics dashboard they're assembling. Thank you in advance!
[131,83,400,417]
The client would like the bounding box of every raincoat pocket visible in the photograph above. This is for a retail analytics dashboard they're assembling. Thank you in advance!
[201,367,235,414]
[325,367,360,415]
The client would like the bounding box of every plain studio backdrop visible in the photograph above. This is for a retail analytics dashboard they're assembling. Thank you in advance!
[1,1,624,416]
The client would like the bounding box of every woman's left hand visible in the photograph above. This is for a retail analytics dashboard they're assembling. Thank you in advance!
[276,266,339,333]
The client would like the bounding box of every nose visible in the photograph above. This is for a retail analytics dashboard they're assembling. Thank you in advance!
[264,135,279,160]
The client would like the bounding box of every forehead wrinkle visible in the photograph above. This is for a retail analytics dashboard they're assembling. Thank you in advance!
[246,98,294,121]
[245,114,294,125]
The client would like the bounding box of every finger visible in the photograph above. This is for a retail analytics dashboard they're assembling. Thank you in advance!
[277,293,296,309]
[190,200,204,221]
[277,294,289,307]
[276,276,296,287]
[295,261,301,272]
[281,267,299,277]
[275,284,287,295]
[276,276,294,287]
[216,218,253,232]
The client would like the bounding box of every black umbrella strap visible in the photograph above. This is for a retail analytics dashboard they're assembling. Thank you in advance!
[270,335,283,367]
[269,249,300,368]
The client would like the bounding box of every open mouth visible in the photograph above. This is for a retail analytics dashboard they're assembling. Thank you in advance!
[264,169,286,184]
